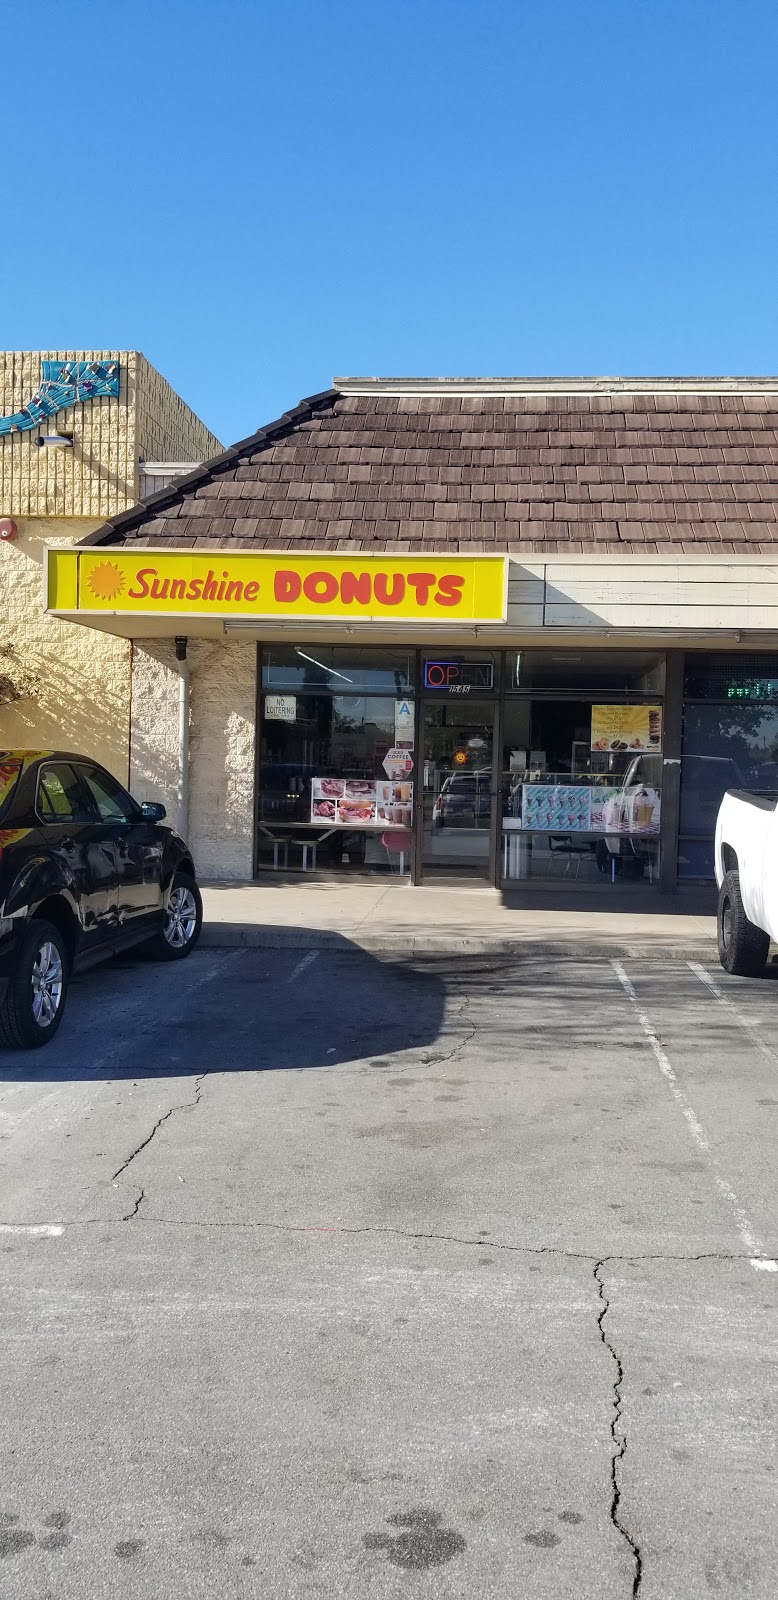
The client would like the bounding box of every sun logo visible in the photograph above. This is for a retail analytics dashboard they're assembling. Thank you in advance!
[86,561,125,601]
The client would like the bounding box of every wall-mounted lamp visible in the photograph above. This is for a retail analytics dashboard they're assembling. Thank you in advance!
[34,433,73,449]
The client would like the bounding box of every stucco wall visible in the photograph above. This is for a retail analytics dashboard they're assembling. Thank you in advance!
[130,638,256,880]
[0,517,132,779]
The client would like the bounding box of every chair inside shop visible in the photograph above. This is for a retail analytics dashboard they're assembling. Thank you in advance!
[382,830,413,876]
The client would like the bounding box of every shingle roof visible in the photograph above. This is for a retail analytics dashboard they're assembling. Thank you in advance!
[86,382,778,556]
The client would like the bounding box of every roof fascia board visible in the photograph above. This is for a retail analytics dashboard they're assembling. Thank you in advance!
[335,375,778,396]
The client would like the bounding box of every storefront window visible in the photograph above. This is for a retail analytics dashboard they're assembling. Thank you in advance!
[257,648,415,877]
[679,652,778,881]
[500,696,662,887]
[262,645,414,695]
[679,693,778,880]
[507,650,665,695]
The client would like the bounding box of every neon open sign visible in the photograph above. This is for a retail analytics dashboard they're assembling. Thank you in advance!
[424,660,494,692]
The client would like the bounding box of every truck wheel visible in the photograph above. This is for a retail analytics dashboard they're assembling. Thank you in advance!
[0,918,69,1049]
[717,870,769,977]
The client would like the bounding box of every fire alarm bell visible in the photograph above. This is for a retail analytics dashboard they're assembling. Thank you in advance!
[0,518,18,541]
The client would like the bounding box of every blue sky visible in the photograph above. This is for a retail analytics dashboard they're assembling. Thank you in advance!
[2,1,777,445]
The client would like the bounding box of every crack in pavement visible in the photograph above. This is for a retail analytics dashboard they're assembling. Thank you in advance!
[111,1074,207,1182]
[122,1187,145,1221]
[418,994,479,1069]
[9,1211,774,1265]
[595,1260,642,1597]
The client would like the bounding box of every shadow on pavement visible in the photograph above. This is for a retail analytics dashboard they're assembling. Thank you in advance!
[0,930,449,1082]
[500,883,717,916]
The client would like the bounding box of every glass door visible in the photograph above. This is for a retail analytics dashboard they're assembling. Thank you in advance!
[421,701,495,879]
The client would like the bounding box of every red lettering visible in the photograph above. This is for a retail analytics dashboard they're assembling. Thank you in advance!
[435,575,465,607]
[150,577,170,600]
[446,665,459,684]
[274,569,301,602]
[303,571,339,604]
[225,580,244,601]
[374,572,405,606]
[128,567,156,599]
[202,569,218,600]
[243,580,260,602]
[340,571,372,605]
[187,578,203,600]
[406,572,436,606]
[169,578,187,600]
[426,663,446,686]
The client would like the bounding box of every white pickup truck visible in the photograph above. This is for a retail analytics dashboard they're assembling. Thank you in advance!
[715,790,778,975]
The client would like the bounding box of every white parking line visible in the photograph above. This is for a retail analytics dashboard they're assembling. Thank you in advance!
[0,1223,63,1236]
[688,961,778,1071]
[287,951,319,983]
[612,960,776,1273]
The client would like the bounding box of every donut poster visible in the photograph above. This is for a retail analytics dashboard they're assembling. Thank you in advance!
[591,705,662,753]
[310,778,413,830]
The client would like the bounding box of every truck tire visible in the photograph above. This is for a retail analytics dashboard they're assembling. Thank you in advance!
[717,869,769,977]
[0,918,69,1049]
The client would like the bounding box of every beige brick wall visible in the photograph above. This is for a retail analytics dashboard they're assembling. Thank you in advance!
[136,356,221,467]
[0,350,221,518]
[130,638,256,876]
[0,351,222,779]
[0,350,135,517]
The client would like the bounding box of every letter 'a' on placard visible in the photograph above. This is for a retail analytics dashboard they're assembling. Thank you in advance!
[394,700,414,745]
[47,551,508,624]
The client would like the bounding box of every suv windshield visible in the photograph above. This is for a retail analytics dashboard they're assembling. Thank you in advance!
[0,756,23,823]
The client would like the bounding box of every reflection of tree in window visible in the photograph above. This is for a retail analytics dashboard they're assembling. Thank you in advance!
[681,705,778,836]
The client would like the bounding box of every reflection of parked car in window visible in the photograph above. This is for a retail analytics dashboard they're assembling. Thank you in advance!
[433,770,492,827]
[596,754,663,876]
[680,754,746,834]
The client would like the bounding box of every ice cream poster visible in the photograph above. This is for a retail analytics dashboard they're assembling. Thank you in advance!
[521,785,591,832]
[310,778,413,829]
[591,706,662,752]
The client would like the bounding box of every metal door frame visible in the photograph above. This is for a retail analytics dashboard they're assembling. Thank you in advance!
[413,691,500,885]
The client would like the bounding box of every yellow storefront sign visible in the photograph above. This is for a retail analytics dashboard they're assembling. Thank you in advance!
[47,549,507,623]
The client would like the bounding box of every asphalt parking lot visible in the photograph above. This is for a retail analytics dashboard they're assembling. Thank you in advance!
[1,942,777,1598]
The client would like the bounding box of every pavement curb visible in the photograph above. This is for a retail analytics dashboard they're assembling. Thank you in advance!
[199,924,717,961]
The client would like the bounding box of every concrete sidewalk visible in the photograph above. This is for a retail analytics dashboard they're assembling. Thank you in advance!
[199,877,718,958]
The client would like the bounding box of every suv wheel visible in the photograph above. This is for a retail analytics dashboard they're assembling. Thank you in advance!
[717,869,769,977]
[146,873,202,962]
[0,918,69,1049]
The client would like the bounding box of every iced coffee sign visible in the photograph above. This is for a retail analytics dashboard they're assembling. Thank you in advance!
[591,705,662,752]
[311,779,413,830]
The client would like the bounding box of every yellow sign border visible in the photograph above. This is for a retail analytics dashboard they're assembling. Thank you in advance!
[46,548,509,624]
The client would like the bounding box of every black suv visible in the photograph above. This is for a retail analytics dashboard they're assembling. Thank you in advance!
[0,751,202,1049]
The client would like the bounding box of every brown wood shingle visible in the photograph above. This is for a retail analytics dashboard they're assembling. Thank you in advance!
[86,384,778,553]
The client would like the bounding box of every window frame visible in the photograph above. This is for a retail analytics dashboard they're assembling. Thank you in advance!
[74,763,142,826]
[36,761,99,827]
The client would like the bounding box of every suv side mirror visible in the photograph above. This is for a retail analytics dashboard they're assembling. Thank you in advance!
[140,801,167,822]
